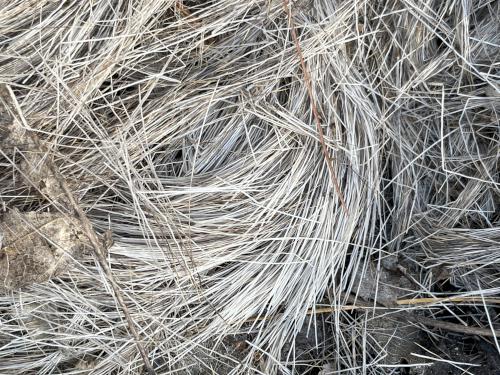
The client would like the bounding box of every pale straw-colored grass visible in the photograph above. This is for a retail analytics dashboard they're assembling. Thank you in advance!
[0,0,498,374]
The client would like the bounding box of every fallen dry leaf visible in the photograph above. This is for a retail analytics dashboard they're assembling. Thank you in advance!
[0,210,88,291]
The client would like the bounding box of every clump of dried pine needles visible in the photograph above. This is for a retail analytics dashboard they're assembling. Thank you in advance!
[0,0,499,374]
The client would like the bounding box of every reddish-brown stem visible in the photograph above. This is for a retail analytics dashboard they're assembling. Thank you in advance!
[282,0,348,214]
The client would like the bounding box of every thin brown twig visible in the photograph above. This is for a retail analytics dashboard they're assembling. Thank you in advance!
[245,296,500,323]
[282,0,348,214]
[0,84,156,375]
[405,314,500,338]
[356,297,500,338]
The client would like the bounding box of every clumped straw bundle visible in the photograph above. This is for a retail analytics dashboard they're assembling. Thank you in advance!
[0,0,498,374]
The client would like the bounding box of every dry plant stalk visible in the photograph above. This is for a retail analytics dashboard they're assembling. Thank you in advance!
[0,84,156,375]
[282,0,348,214]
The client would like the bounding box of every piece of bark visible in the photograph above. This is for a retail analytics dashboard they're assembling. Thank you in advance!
[352,261,413,307]
[352,263,425,367]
